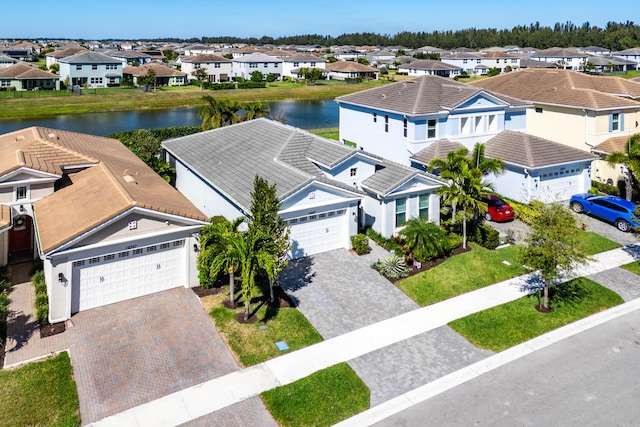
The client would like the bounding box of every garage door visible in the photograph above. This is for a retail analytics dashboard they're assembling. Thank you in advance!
[71,240,186,313]
[539,168,583,202]
[285,209,348,258]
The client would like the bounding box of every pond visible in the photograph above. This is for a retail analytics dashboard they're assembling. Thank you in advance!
[0,99,339,136]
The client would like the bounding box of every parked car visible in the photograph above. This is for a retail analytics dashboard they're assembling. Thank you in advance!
[569,193,639,232]
[482,195,514,222]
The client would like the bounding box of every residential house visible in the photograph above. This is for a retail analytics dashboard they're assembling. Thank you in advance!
[526,47,589,70]
[397,59,462,78]
[0,64,59,91]
[162,119,444,258]
[579,46,611,56]
[470,69,640,185]
[0,127,208,323]
[280,53,326,79]
[335,75,530,166]
[58,51,123,87]
[0,53,18,68]
[181,44,217,56]
[123,62,188,86]
[612,48,640,68]
[325,61,379,81]
[179,54,232,82]
[232,52,282,80]
[45,46,88,68]
[441,52,520,75]
[108,50,153,66]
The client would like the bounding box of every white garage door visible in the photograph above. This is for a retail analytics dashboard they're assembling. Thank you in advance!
[539,168,584,202]
[286,209,348,258]
[71,240,186,313]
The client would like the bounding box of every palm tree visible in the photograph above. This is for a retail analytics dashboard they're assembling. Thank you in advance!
[241,102,270,121]
[398,218,449,262]
[198,95,242,130]
[607,133,640,201]
[429,148,470,219]
[471,142,505,176]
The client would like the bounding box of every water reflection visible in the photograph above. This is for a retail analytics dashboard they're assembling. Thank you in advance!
[0,99,339,136]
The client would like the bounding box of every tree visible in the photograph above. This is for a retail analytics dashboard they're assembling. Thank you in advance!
[138,69,157,91]
[486,67,500,77]
[521,203,590,311]
[198,95,241,130]
[471,142,505,176]
[398,218,449,262]
[248,175,290,302]
[250,70,263,82]
[240,102,270,122]
[606,133,640,201]
[191,67,209,89]
[112,129,175,181]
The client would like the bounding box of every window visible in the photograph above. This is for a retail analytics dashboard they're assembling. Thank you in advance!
[92,64,97,70]
[611,113,620,131]
[373,112,377,123]
[15,186,27,200]
[535,107,543,113]
[384,115,389,132]
[395,198,407,227]
[427,119,436,138]
[476,59,481,64]
[419,194,430,219]
[214,63,220,68]
[0,80,10,87]
[403,117,408,137]
[310,62,316,66]
[249,63,258,68]
[76,65,82,70]
[293,62,299,67]
[90,77,103,84]
[350,167,358,178]
[106,64,118,70]
[264,63,268,68]
[463,59,468,64]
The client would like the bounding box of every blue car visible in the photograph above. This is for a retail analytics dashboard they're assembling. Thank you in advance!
[569,193,639,232]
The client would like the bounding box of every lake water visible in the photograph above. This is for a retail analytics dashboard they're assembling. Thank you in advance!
[0,99,339,136]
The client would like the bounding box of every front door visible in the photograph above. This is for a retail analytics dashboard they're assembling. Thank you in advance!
[8,215,32,252]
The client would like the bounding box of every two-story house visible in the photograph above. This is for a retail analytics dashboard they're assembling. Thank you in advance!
[162,119,445,259]
[280,53,326,79]
[398,59,462,78]
[58,51,123,87]
[232,52,282,80]
[178,54,232,83]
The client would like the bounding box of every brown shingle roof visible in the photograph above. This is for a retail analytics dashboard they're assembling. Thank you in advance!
[180,54,230,63]
[0,64,57,79]
[592,135,631,154]
[470,69,640,110]
[0,127,207,254]
[484,130,598,168]
[124,62,187,77]
[409,139,466,165]
[325,61,378,72]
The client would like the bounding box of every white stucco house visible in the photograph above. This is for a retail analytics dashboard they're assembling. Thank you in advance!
[58,51,123,87]
[281,53,326,79]
[232,52,282,80]
[162,119,444,259]
[0,127,208,323]
[397,59,462,78]
[179,54,233,83]
[335,75,530,166]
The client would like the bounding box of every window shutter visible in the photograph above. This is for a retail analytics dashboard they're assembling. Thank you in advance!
[620,113,624,131]
[608,113,613,132]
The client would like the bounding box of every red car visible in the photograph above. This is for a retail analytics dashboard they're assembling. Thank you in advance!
[483,195,514,222]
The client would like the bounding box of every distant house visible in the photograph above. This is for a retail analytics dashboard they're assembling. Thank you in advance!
[182,44,217,56]
[325,61,379,81]
[123,62,188,86]
[232,52,282,80]
[0,64,59,91]
[58,51,122,87]
[611,48,640,68]
[526,47,589,70]
[397,59,462,78]
[45,46,88,68]
[0,53,18,68]
[163,119,445,258]
[178,54,232,83]
[335,75,530,165]
[440,51,520,75]
[280,53,326,79]
[108,50,153,66]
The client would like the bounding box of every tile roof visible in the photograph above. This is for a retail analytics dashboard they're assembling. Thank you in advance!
[409,139,466,166]
[591,135,631,154]
[162,119,442,209]
[284,53,325,62]
[402,60,461,71]
[325,61,378,72]
[233,52,282,63]
[336,75,530,115]
[0,63,58,79]
[180,54,231,63]
[0,127,207,254]
[531,47,586,58]
[484,130,598,168]
[45,47,87,58]
[59,51,122,64]
[470,69,640,110]
[124,63,186,77]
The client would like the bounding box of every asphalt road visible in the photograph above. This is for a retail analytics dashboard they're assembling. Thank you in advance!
[374,307,640,427]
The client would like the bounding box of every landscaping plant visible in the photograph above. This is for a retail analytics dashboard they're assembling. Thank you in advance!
[372,253,410,280]
[351,234,371,255]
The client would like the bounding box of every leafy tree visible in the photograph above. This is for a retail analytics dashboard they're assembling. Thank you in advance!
[111,129,175,181]
[606,133,640,201]
[521,203,590,311]
[49,63,59,74]
[398,218,449,262]
[486,67,500,77]
[250,70,264,82]
[191,67,209,89]
[299,67,324,82]
[356,57,370,66]
[138,69,157,91]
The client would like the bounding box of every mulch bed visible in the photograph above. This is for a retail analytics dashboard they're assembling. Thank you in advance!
[191,286,222,298]
[39,321,66,338]
[378,245,473,283]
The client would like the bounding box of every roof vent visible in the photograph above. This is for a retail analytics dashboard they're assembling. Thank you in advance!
[122,169,137,184]
[15,135,25,142]
[47,132,59,140]
[382,93,386,98]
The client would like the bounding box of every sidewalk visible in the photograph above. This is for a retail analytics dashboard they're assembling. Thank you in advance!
[91,243,640,427]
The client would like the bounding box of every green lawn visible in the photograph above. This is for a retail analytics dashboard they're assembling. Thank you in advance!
[207,291,323,366]
[261,363,369,427]
[0,352,80,426]
[449,278,623,352]
[621,261,640,275]
[575,230,621,255]
[396,243,526,306]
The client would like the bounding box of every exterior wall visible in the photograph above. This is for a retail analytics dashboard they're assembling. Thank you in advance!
[320,156,377,187]
[281,60,325,78]
[377,192,440,237]
[59,62,123,87]
[486,168,530,203]
[172,160,245,220]
[79,214,189,246]
[182,62,232,82]
[232,61,282,80]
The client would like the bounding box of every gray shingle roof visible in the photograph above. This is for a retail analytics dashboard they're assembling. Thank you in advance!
[336,75,530,115]
[484,130,598,168]
[402,60,462,71]
[162,119,442,210]
[59,51,122,64]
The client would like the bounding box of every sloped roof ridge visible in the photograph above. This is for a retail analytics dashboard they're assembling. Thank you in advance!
[274,127,315,179]
[35,134,100,164]
[522,132,535,166]
[95,162,136,206]
[15,149,26,166]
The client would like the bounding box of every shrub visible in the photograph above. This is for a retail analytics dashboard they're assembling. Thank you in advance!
[36,304,49,324]
[365,228,403,253]
[237,81,266,89]
[591,180,621,197]
[446,233,462,251]
[505,198,542,225]
[351,234,371,255]
[0,292,8,322]
[0,279,10,293]
[32,270,48,324]
[210,82,237,90]
[474,223,500,249]
[372,253,410,279]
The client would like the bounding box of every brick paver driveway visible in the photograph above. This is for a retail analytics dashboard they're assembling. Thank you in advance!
[65,287,275,425]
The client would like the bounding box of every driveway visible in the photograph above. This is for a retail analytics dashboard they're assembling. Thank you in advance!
[279,241,492,406]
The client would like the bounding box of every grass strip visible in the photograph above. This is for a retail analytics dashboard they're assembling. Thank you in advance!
[261,362,369,427]
[396,243,526,306]
[621,261,640,275]
[0,352,80,426]
[207,291,323,366]
[449,277,623,352]
[575,230,620,255]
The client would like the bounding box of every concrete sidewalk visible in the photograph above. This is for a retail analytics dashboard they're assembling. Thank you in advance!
[90,244,640,427]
